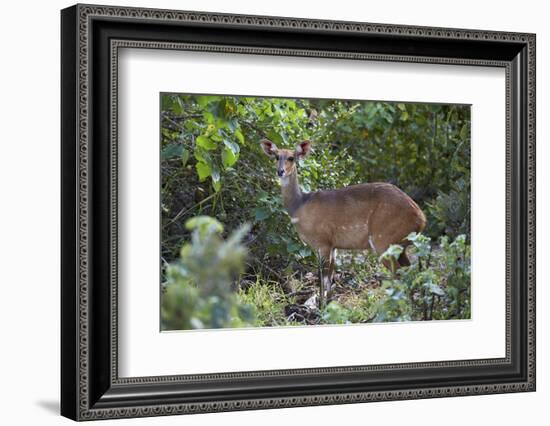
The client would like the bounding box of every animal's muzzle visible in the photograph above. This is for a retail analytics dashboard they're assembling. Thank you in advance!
[277,169,284,177]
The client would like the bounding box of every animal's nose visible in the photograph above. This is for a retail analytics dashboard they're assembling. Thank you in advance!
[277,169,284,177]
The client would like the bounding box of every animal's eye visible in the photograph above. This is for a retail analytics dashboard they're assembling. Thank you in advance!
[287,157,294,162]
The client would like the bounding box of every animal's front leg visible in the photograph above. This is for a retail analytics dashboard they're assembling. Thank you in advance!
[316,247,331,309]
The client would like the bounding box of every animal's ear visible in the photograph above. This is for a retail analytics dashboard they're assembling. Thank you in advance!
[295,141,311,158]
[260,139,278,158]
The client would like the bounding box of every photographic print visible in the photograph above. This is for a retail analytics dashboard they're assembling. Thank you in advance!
[160,94,471,331]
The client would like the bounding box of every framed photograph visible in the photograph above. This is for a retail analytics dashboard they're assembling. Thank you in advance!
[61,4,536,421]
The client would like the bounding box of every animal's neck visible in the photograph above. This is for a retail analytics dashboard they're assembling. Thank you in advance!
[280,171,303,216]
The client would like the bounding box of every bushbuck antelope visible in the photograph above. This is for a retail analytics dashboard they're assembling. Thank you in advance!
[260,139,426,307]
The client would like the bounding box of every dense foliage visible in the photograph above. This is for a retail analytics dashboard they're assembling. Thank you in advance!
[160,94,471,329]
[376,233,471,322]
[161,216,255,330]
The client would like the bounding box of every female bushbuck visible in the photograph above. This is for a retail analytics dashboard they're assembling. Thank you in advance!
[260,139,427,307]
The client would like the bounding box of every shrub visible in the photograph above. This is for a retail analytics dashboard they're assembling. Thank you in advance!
[161,216,256,330]
[426,178,470,240]
[375,232,470,321]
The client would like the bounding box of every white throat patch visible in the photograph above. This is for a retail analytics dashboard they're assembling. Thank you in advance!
[280,176,289,187]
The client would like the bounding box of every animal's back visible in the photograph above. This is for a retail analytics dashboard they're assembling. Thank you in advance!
[293,182,426,252]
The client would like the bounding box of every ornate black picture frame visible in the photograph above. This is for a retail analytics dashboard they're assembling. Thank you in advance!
[61,4,536,421]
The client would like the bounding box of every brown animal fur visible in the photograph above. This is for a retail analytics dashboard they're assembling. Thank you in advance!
[260,139,426,300]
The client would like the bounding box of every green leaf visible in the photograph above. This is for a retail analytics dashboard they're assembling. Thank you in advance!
[298,247,312,258]
[210,132,223,142]
[161,143,183,160]
[202,111,215,124]
[193,149,211,164]
[222,146,238,168]
[210,165,222,192]
[406,232,419,242]
[196,135,217,150]
[226,119,238,132]
[181,148,190,167]
[266,130,284,146]
[211,165,220,183]
[426,283,445,296]
[196,162,211,181]
[287,241,302,253]
[223,139,240,154]
[212,178,222,192]
[234,129,245,144]
[256,191,269,202]
[381,244,404,261]
[254,208,271,221]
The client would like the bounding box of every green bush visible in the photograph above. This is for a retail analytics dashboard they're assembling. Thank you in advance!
[375,232,471,322]
[426,178,470,240]
[161,216,256,330]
